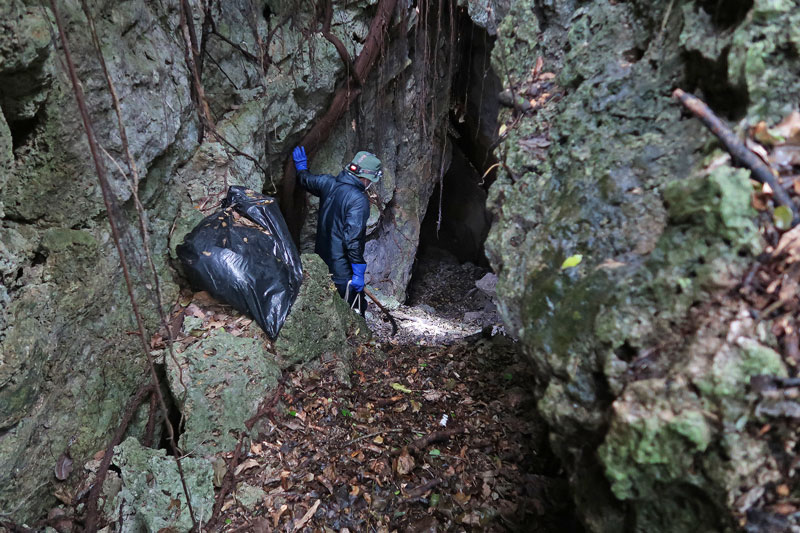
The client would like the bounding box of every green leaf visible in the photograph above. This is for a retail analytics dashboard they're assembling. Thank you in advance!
[430,493,440,507]
[340,408,352,417]
[561,254,583,269]
[429,449,441,457]
[288,409,297,417]
[391,382,412,393]
[774,205,793,230]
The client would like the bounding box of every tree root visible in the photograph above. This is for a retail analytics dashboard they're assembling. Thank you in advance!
[280,0,399,240]
[83,383,155,531]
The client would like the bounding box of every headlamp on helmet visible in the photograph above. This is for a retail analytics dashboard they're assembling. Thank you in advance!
[348,151,382,183]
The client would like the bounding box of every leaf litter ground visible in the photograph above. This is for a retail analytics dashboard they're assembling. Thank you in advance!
[215,337,577,532]
[213,247,580,532]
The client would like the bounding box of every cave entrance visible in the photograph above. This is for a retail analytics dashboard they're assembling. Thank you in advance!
[418,5,499,268]
[408,7,499,314]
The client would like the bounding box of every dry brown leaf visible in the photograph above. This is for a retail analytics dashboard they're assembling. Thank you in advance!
[779,276,799,303]
[292,499,321,531]
[766,276,782,295]
[771,502,797,515]
[185,304,205,319]
[234,458,260,476]
[771,145,800,169]
[453,491,471,506]
[396,448,415,476]
[752,191,769,211]
[533,56,544,78]
[252,518,271,533]
[423,390,443,402]
[773,110,800,144]
[752,121,782,146]
[272,503,288,528]
[775,224,800,259]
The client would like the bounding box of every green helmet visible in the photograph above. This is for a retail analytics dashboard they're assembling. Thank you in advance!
[347,151,382,183]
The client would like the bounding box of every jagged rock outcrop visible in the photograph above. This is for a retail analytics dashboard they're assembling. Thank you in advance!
[486,0,800,531]
[0,0,452,520]
[168,254,369,458]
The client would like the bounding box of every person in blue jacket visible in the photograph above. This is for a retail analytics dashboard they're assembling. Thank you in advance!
[292,145,382,315]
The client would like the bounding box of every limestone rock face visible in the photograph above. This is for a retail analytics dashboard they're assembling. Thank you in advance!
[167,254,368,458]
[0,0,450,520]
[486,0,800,530]
[107,437,214,533]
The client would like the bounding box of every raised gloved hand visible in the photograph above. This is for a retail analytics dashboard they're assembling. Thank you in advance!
[292,145,308,172]
[350,263,367,292]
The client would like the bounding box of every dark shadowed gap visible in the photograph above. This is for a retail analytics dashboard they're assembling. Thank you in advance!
[413,7,499,279]
[154,363,185,454]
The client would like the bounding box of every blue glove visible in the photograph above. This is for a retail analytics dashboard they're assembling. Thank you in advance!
[350,263,366,292]
[292,145,308,171]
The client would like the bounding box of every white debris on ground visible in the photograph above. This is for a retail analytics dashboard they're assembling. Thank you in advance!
[366,246,505,345]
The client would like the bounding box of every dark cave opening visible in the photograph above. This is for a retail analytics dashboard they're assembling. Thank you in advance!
[8,114,41,152]
[414,7,499,274]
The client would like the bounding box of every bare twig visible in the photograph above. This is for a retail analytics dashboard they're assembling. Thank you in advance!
[48,3,198,529]
[403,478,442,500]
[245,379,286,430]
[673,88,799,224]
[363,287,399,335]
[409,427,465,451]
[206,437,245,529]
[209,29,260,64]
[345,428,404,446]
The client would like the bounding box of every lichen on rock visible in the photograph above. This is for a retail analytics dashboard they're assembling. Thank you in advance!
[107,437,214,533]
[486,0,800,529]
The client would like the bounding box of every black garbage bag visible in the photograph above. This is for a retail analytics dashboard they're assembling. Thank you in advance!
[177,186,303,338]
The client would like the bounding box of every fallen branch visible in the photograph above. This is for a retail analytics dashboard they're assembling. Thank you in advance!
[409,427,465,452]
[345,428,404,446]
[673,88,799,224]
[403,478,442,500]
[363,287,398,336]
